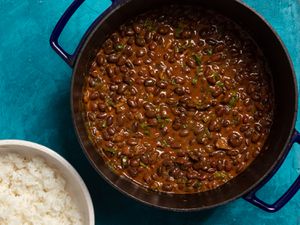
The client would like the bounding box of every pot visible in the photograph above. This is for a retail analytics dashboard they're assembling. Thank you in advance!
[50,0,300,212]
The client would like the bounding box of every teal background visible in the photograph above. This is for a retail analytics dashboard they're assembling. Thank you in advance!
[0,0,300,224]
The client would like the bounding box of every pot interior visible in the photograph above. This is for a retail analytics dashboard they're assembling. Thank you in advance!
[71,0,297,210]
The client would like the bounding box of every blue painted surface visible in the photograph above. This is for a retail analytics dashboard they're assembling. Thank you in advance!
[0,0,299,224]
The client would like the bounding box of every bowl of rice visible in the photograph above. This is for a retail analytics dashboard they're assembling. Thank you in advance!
[0,140,94,225]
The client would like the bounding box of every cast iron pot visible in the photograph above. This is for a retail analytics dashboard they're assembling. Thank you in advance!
[50,0,300,212]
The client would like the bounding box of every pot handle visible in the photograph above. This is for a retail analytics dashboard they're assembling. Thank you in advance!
[50,0,116,67]
[244,129,300,212]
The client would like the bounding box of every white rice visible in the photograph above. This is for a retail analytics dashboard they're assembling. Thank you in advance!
[0,153,83,225]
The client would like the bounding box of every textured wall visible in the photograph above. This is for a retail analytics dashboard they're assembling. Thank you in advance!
[0,0,299,224]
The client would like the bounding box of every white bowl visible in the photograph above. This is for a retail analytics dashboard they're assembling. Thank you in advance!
[0,140,94,225]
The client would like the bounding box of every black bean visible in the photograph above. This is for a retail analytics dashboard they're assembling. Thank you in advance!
[157,25,169,35]
[162,184,173,191]
[123,75,134,85]
[106,116,113,126]
[133,24,142,33]
[125,60,134,69]
[143,102,154,110]
[251,132,260,143]
[228,132,243,147]
[89,92,99,100]
[149,42,157,51]
[179,129,189,137]
[117,55,126,66]
[208,120,221,132]
[144,58,152,64]
[251,92,261,101]
[88,78,96,87]
[161,126,168,136]
[106,67,114,77]
[240,125,250,132]
[174,87,185,96]
[96,55,106,66]
[102,130,111,141]
[255,124,263,132]
[127,138,138,146]
[169,167,180,178]
[170,142,181,149]
[125,28,134,36]
[181,30,192,39]
[107,54,118,63]
[145,109,156,118]
[127,167,138,177]
[127,37,135,45]
[157,81,167,89]
[117,83,128,94]
[163,159,173,167]
[186,59,196,68]
[135,37,146,47]
[144,78,156,87]
[127,98,137,108]
[97,103,106,112]
[145,31,153,43]
[107,127,116,136]
[143,174,152,184]
[96,112,107,119]
[104,46,114,55]
[167,98,177,106]
[224,160,233,172]
[124,46,133,57]
[211,86,223,98]
[133,58,143,66]
[136,48,146,57]
[172,121,181,131]
[140,154,149,165]
[236,163,245,173]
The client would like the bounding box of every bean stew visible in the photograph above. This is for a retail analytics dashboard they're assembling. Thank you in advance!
[82,6,274,194]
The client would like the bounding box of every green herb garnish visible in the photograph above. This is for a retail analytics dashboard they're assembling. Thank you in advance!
[104,148,116,154]
[216,80,224,87]
[192,76,199,85]
[171,79,177,85]
[161,139,169,148]
[157,116,171,128]
[144,18,155,31]
[212,72,220,80]
[207,48,213,55]
[213,171,228,180]
[228,91,239,108]
[193,181,202,189]
[105,97,115,107]
[140,122,150,136]
[193,54,202,66]
[114,44,124,51]
[175,27,183,38]
[101,121,107,128]
[165,118,172,123]
[140,161,148,168]
[156,115,163,123]
[192,66,203,85]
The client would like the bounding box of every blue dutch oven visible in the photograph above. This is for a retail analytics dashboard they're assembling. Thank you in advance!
[50,0,300,212]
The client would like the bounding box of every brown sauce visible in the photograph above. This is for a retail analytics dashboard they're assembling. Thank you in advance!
[82,6,274,194]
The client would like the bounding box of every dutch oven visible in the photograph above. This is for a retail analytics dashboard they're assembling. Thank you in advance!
[50,0,300,212]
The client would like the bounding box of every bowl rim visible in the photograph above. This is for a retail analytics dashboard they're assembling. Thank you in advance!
[0,139,95,225]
